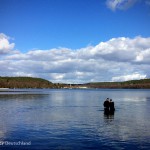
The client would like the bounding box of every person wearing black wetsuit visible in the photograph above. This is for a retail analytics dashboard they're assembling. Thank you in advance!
[109,99,115,113]
[103,98,110,114]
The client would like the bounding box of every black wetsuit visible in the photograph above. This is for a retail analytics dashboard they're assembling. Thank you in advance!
[109,102,115,112]
[104,100,109,108]
[103,100,110,113]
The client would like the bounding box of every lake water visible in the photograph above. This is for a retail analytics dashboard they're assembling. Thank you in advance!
[0,89,150,150]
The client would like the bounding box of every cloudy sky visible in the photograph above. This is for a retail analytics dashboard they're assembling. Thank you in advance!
[0,0,150,83]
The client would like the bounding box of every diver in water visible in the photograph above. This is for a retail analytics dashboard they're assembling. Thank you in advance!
[103,98,115,115]
[109,99,115,114]
[103,98,110,114]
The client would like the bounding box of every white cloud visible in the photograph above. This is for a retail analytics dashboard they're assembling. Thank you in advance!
[12,72,35,77]
[135,48,150,62]
[1,33,150,83]
[106,0,138,11]
[112,73,147,81]
[0,33,15,54]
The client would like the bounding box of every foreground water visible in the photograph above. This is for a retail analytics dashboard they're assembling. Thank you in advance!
[0,89,150,150]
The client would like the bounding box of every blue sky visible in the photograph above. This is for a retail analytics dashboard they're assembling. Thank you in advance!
[0,0,150,83]
[1,0,150,51]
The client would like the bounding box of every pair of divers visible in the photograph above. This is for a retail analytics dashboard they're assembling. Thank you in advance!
[103,98,115,115]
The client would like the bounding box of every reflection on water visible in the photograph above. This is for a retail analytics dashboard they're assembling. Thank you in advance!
[104,112,115,120]
[0,89,150,149]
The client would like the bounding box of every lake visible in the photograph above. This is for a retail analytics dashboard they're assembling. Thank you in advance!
[0,89,150,150]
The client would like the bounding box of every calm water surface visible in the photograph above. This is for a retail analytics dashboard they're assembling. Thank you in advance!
[0,89,150,150]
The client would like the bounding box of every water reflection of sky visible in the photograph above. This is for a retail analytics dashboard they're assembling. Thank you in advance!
[0,89,150,149]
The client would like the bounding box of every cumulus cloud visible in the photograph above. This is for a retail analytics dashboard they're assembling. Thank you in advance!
[0,33,15,54]
[112,73,147,81]
[135,48,150,63]
[1,33,150,83]
[106,0,138,11]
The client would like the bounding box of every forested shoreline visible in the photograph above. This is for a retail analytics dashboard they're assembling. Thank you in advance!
[0,77,58,88]
[84,79,150,89]
[1,77,150,89]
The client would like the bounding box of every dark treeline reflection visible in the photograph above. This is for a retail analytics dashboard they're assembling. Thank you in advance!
[0,94,49,100]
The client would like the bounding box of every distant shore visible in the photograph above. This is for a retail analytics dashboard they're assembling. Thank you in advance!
[1,77,150,89]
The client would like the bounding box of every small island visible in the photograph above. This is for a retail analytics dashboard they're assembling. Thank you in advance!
[1,76,150,89]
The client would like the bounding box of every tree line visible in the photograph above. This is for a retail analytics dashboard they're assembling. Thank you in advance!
[84,79,150,89]
[1,77,150,89]
[0,77,58,88]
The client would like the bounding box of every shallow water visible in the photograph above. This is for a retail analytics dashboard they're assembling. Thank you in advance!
[0,89,150,150]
